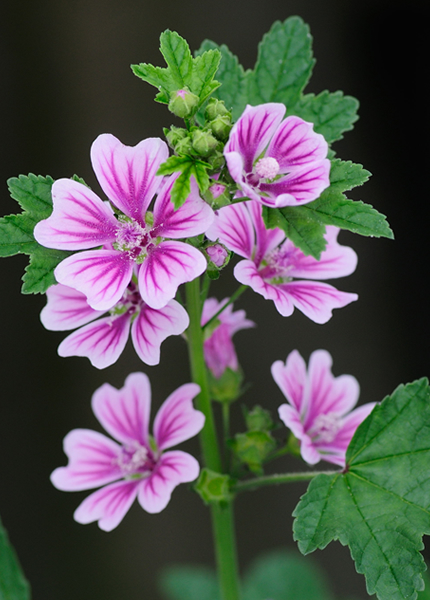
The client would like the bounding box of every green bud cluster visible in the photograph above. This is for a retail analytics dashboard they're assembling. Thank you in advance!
[205,99,233,141]
[168,88,199,118]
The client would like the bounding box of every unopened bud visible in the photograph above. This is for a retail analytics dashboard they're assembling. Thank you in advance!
[205,98,231,121]
[206,243,229,268]
[210,115,232,140]
[191,129,218,156]
[168,88,199,118]
[174,136,193,155]
[165,126,188,149]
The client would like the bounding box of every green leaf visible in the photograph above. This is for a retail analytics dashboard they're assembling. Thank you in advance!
[160,30,193,89]
[248,17,315,107]
[303,192,394,239]
[171,166,193,209]
[22,247,73,294]
[0,516,31,600]
[242,550,333,600]
[0,214,39,257]
[158,565,219,600]
[191,49,221,104]
[7,173,54,217]
[291,91,359,143]
[293,378,430,600]
[157,155,191,176]
[327,159,371,193]
[158,156,210,209]
[263,205,327,259]
[196,41,249,120]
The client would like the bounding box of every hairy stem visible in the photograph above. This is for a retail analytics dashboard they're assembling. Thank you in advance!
[234,470,338,493]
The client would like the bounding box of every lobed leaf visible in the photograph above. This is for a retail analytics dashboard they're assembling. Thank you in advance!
[248,17,315,108]
[0,213,39,257]
[294,378,430,600]
[328,159,371,193]
[22,248,72,294]
[291,91,359,143]
[0,516,31,600]
[7,173,54,217]
[159,30,193,89]
[191,49,221,104]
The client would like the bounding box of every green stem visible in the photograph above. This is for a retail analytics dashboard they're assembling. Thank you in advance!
[203,285,248,331]
[222,402,230,472]
[233,470,338,494]
[185,278,241,600]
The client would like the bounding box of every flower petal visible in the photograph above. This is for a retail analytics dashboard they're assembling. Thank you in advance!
[152,175,214,238]
[34,179,118,250]
[204,324,237,378]
[58,313,131,369]
[278,404,306,441]
[326,402,376,462]
[153,383,204,450]
[206,202,255,260]
[138,450,200,513]
[260,160,331,206]
[138,241,206,309]
[54,249,133,312]
[266,115,328,170]
[131,300,189,366]
[91,373,151,446]
[40,284,104,331]
[91,134,168,224]
[247,201,285,265]
[50,429,122,491]
[225,104,285,172]
[277,280,358,324]
[272,350,308,414]
[74,479,139,531]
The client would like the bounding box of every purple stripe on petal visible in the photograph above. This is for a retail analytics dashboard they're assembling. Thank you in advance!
[92,373,151,447]
[138,451,200,513]
[247,201,285,265]
[153,175,214,238]
[41,284,104,331]
[91,134,168,224]
[261,160,331,206]
[138,241,206,309]
[54,249,133,312]
[58,313,131,369]
[34,179,118,250]
[131,300,189,366]
[206,203,255,260]
[74,479,139,531]
[50,429,122,491]
[153,383,203,451]
[272,350,308,414]
[225,104,285,173]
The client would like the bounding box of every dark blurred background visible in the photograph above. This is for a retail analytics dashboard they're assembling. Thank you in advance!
[0,1,429,599]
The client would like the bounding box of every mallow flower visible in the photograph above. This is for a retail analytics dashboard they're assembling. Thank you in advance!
[34,134,214,312]
[51,373,205,531]
[272,350,375,466]
[40,279,189,369]
[224,103,330,208]
[207,201,357,324]
[202,298,254,378]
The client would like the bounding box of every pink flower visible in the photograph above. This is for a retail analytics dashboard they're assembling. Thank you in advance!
[40,281,189,369]
[273,350,375,466]
[224,103,330,208]
[207,201,357,324]
[34,134,214,312]
[201,298,254,378]
[205,244,228,268]
[51,373,205,531]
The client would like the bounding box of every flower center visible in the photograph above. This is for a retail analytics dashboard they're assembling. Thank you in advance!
[114,219,149,253]
[255,157,280,180]
[311,413,341,443]
[109,280,143,317]
[115,441,154,478]
[259,246,297,283]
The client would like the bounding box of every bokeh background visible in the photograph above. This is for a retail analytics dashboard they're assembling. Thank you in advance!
[1,1,429,599]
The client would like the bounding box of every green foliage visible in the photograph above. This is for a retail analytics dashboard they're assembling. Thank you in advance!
[247,17,315,108]
[157,156,210,209]
[294,378,430,600]
[194,468,232,505]
[132,30,220,106]
[158,549,336,600]
[0,174,72,294]
[0,516,31,600]
[291,92,359,143]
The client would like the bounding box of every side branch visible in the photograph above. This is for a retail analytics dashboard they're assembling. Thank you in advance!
[233,470,339,493]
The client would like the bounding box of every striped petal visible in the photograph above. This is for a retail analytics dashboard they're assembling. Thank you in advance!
[272,350,308,414]
[206,202,255,260]
[41,284,104,331]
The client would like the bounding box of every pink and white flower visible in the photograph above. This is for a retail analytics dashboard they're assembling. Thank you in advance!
[273,350,375,466]
[34,134,214,312]
[51,373,205,531]
[40,281,189,369]
[202,298,254,378]
[207,201,357,324]
[224,103,330,208]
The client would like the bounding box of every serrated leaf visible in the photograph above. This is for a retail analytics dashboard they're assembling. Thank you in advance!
[263,205,327,259]
[196,41,249,120]
[158,566,219,600]
[0,516,31,600]
[191,49,221,104]
[130,63,172,103]
[159,30,193,89]
[0,214,39,256]
[242,550,333,600]
[192,161,210,194]
[248,17,315,107]
[157,155,191,176]
[328,159,371,193]
[303,191,394,239]
[291,91,359,143]
[21,248,72,294]
[293,378,430,600]
[171,165,193,209]
[7,174,54,217]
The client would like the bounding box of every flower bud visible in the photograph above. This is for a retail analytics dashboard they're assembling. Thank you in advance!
[245,405,274,432]
[191,129,218,157]
[207,367,243,403]
[174,135,193,156]
[205,98,231,121]
[206,243,229,268]
[209,115,232,141]
[194,468,232,505]
[164,125,188,149]
[231,431,277,474]
[168,88,199,118]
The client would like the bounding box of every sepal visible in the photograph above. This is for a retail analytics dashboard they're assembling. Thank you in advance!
[194,468,233,505]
